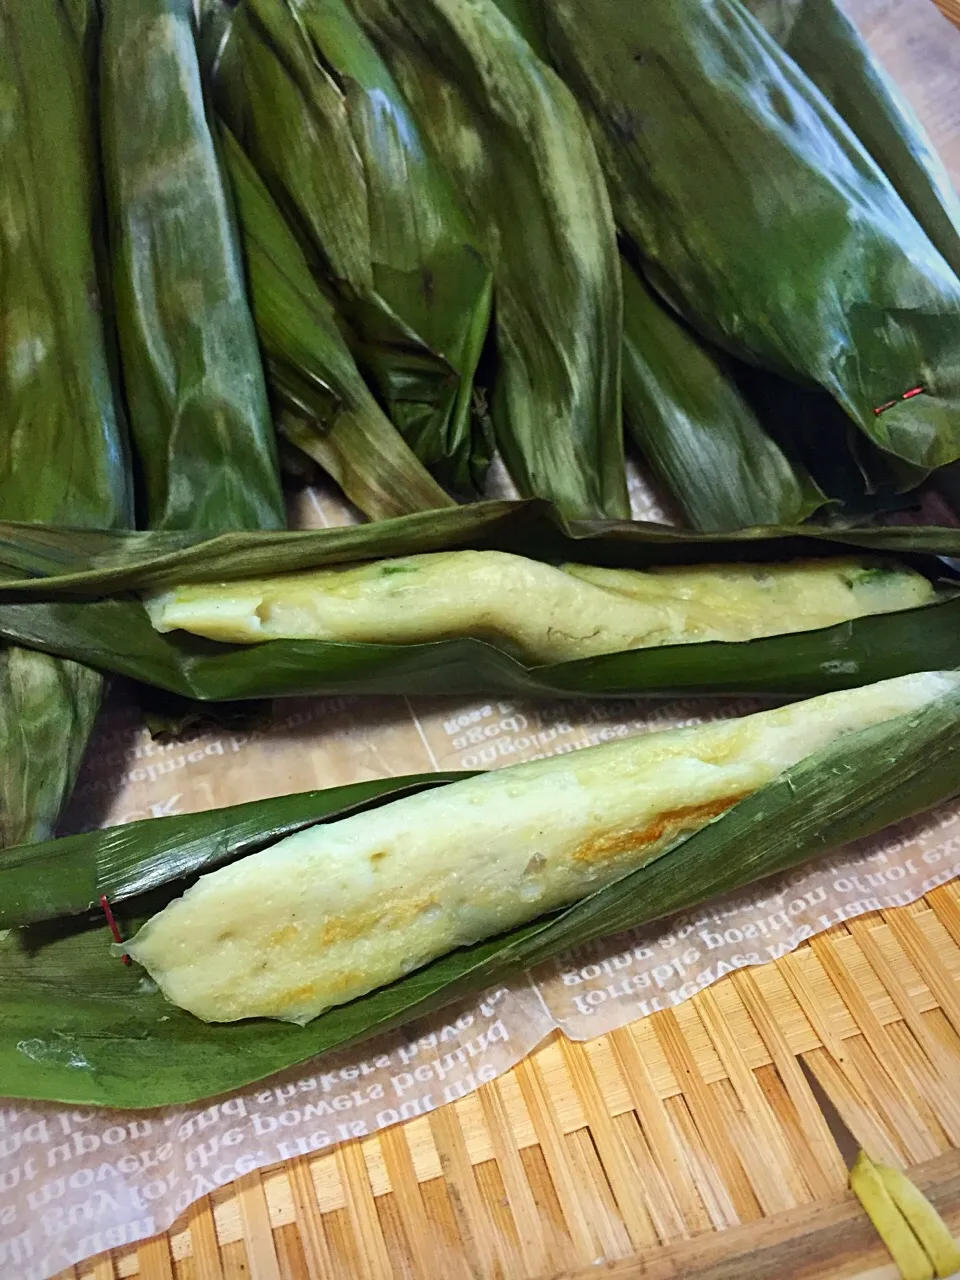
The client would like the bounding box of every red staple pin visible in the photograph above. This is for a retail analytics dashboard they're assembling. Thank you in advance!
[874,385,926,416]
[99,894,131,964]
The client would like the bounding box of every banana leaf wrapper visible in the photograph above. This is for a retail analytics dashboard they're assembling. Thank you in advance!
[100,0,285,532]
[62,0,99,64]
[208,0,494,497]
[350,0,628,521]
[489,0,821,530]
[0,680,957,1107]
[0,0,131,846]
[219,123,453,520]
[620,260,825,531]
[490,0,922,522]
[744,0,960,278]
[0,503,959,700]
[542,0,960,475]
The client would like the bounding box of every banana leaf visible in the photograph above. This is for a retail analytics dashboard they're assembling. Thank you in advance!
[219,124,454,520]
[620,261,825,531]
[4,501,960,588]
[0,504,959,700]
[0,0,131,847]
[542,0,960,476]
[207,0,494,497]
[744,0,960,278]
[61,0,99,61]
[0,653,106,850]
[1,4,129,529]
[0,680,957,1107]
[350,0,629,521]
[0,774,464,930]
[490,0,822,531]
[100,0,285,532]
[490,0,925,524]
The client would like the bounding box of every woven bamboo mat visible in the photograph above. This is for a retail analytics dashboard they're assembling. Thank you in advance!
[58,881,960,1280]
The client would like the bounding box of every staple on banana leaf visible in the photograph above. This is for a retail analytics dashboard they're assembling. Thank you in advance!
[543,0,960,476]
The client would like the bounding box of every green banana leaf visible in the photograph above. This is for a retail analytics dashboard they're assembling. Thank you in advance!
[0,0,131,847]
[744,0,960,278]
[350,0,628,521]
[0,653,106,850]
[0,503,959,700]
[0,681,957,1107]
[489,0,822,531]
[542,0,960,475]
[207,0,493,497]
[489,0,544,48]
[4,500,960,589]
[620,261,825,531]
[489,0,929,524]
[61,0,99,62]
[100,0,285,532]
[1,2,129,529]
[0,774,464,930]
[219,124,454,520]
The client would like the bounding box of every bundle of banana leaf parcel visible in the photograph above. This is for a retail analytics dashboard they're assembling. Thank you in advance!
[483,0,960,524]
[169,0,960,528]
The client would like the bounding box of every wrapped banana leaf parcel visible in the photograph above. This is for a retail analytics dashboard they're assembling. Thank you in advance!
[0,0,132,847]
[0,667,959,1106]
[205,0,494,498]
[488,0,823,532]
[218,123,453,520]
[0,503,959,701]
[619,261,824,531]
[743,0,960,277]
[347,0,629,521]
[100,0,285,533]
[539,0,960,479]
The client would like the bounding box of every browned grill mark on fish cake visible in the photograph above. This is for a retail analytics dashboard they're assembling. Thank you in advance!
[571,793,748,863]
[317,895,438,948]
[266,924,299,947]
